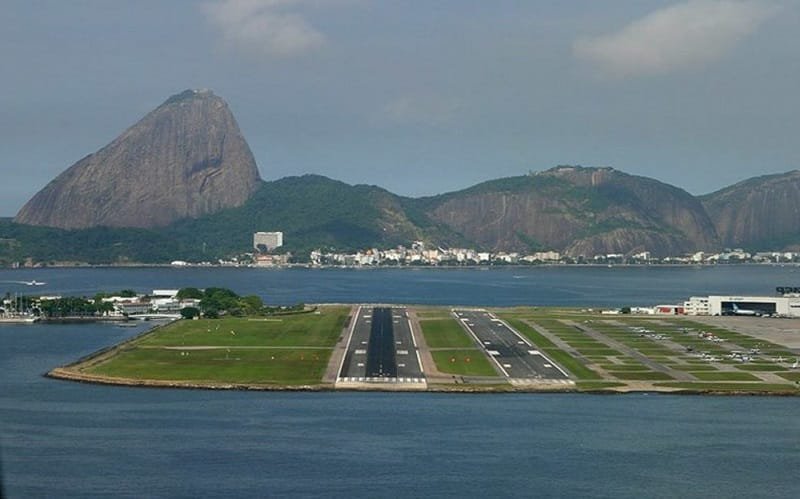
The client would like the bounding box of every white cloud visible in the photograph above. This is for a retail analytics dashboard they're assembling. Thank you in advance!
[380,96,463,128]
[574,0,778,78]
[203,0,326,58]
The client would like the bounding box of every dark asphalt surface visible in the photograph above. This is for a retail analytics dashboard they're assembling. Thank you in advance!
[454,309,569,380]
[366,307,396,377]
[339,306,424,381]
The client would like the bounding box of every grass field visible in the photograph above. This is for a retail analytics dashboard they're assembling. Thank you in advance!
[420,318,475,348]
[138,307,349,348]
[87,347,332,385]
[430,349,498,376]
[79,307,350,386]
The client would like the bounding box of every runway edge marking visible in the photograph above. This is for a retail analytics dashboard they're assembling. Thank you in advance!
[453,308,510,378]
[336,305,362,383]
[407,315,425,375]
[487,311,570,378]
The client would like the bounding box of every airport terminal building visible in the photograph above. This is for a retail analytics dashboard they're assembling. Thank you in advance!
[685,291,800,317]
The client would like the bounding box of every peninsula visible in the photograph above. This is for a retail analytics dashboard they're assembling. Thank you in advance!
[49,304,800,395]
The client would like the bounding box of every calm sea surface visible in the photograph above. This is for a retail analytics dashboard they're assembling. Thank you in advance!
[1,266,799,498]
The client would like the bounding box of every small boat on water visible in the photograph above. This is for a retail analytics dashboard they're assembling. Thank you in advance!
[0,315,40,324]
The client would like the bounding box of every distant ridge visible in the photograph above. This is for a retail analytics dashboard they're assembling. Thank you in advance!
[701,170,800,249]
[420,166,719,257]
[15,89,261,229]
[8,87,800,261]
[4,166,800,264]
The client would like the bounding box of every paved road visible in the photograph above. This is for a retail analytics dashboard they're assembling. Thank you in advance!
[338,306,424,384]
[454,309,569,381]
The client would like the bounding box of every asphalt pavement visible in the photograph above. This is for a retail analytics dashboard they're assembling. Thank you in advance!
[338,306,424,384]
[453,309,569,381]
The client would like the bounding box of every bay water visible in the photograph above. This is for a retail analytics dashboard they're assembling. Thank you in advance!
[1,266,799,498]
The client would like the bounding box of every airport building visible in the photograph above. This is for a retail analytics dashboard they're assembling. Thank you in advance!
[684,294,800,317]
[253,231,283,252]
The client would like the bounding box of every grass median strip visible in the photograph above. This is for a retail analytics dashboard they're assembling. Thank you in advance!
[420,318,476,348]
[430,349,498,376]
[689,371,760,381]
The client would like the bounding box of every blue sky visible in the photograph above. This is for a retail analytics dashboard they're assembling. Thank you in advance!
[2,0,798,216]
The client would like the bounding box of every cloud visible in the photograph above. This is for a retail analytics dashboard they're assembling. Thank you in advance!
[203,0,326,58]
[379,96,463,128]
[574,0,778,78]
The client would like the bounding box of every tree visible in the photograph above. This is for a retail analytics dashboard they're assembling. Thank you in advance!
[176,287,204,300]
[240,295,263,315]
[180,307,200,319]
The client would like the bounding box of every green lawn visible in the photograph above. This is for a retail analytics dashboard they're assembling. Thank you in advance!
[420,318,475,348]
[609,371,673,381]
[138,307,349,348]
[734,364,787,371]
[542,349,602,380]
[501,318,557,348]
[86,347,332,385]
[689,371,760,381]
[778,372,800,382]
[430,349,498,376]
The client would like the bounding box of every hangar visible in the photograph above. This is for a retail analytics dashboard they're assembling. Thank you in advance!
[699,295,800,317]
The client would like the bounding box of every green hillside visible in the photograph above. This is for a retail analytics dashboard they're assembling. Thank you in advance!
[0,175,461,265]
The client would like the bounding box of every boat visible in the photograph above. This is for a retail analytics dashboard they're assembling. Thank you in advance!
[0,315,40,324]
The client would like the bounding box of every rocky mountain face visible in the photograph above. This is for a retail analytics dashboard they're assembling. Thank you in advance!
[701,170,800,249]
[423,166,720,257]
[15,89,261,229]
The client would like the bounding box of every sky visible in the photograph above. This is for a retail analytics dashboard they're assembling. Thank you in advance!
[2,0,799,216]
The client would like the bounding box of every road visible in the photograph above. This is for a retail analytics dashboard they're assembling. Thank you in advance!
[338,306,424,384]
[453,309,569,381]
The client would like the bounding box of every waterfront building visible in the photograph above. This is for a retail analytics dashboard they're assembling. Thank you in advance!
[253,232,283,252]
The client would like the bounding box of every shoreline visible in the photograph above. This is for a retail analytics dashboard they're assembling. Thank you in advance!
[46,307,800,396]
[7,261,800,270]
[45,368,800,396]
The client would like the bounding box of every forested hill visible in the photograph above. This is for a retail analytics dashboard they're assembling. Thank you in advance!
[0,175,464,265]
[3,167,800,265]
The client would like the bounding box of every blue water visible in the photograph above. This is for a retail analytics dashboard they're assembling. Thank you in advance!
[1,264,798,306]
[2,267,800,498]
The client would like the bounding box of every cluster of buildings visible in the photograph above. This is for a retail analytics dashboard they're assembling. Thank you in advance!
[309,244,561,266]
[309,243,800,267]
[99,289,200,317]
[609,288,800,318]
[682,290,800,317]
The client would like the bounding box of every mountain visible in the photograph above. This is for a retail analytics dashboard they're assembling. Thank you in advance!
[701,170,800,249]
[0,175,464,265]
[421,166,720,257]
[14,89,261,229]
[164,174,466,255]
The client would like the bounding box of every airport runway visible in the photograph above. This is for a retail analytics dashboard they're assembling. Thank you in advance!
[338,306,425,384]
[454,309,569,381]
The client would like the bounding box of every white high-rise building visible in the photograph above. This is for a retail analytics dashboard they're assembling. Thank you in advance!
[253,231,283,252]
